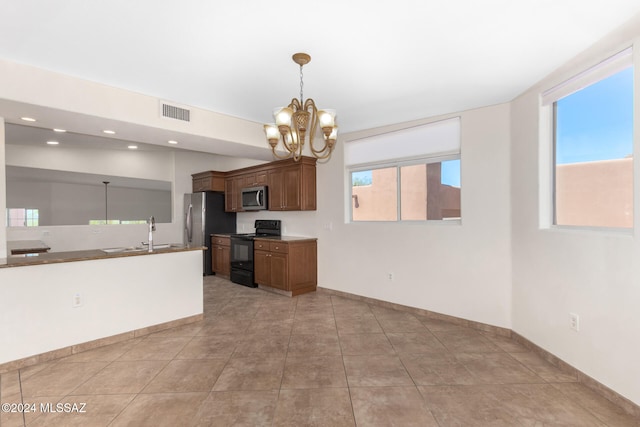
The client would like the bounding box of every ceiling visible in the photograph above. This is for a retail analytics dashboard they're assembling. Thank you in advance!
[1,1,640,155]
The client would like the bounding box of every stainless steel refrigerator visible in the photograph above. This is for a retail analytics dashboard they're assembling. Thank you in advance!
[184,192,236,275]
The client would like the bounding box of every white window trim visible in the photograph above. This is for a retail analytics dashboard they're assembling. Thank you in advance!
[538,44,635,234]
[347,154,461,224]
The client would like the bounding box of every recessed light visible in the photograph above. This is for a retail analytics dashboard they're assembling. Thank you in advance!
[168,140,178,145]
[103,130,116,135]
[46,141,59,145]
[127,145,138,150]
[21,117,36,122]
[53,128,66,133]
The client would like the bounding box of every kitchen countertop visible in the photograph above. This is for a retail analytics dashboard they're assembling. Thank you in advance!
[7,240,51,255]
[254,236,317,242]
[0,245,205,269]
[213,234,317,243]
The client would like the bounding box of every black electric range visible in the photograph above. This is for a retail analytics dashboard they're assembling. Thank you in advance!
[229,220,281,287]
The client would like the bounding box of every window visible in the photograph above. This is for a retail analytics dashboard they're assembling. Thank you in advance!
[346,117,461,222]
[6,208,39,227]
[543,48,634,228]
[350,159,460,222]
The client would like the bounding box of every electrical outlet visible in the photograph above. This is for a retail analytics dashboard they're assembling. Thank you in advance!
[72,293,83,308]
[387,272,394,281]
[569,312,580,331]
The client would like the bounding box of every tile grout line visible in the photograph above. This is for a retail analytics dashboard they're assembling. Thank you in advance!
[331,295,358,427]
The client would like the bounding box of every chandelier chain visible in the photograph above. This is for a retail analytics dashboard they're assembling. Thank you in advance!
[299,64,304,104]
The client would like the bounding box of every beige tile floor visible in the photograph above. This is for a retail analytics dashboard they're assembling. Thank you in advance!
[1,276,638,426]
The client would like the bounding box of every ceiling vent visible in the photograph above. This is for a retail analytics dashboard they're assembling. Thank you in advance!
[160,101,191,122]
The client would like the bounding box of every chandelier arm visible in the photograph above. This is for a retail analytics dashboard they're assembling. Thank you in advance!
[279,128,298,154]
[309,140,334,158]
[271,144,296,160]
[289,98,302,112]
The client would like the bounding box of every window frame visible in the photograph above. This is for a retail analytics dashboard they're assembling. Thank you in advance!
[348,153,461,224]
[539,46,635,233]
[6,208,40,227]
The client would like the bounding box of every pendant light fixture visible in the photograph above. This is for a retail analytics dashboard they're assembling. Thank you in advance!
[264,53,338,162]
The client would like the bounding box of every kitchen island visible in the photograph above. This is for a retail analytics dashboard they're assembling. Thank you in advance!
[0,245,205,372]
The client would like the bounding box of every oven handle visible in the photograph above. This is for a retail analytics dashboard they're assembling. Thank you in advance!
[256,190,262,206]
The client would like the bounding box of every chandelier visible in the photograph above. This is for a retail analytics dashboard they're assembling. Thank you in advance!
[264,53,338,162]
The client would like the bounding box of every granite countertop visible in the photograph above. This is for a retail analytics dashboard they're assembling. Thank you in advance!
[211,233,234,238]
[7,240,51,255]
[253,236,317,243]
[0,245,206,269]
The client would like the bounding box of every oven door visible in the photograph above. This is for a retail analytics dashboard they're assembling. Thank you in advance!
[230,236,254,272]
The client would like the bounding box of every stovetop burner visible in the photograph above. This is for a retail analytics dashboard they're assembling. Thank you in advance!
[230,232,276,240]
[232,220,281,240]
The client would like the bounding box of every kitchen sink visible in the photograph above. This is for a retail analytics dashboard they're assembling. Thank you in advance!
[102,244,175,254]
[101,247,145,254]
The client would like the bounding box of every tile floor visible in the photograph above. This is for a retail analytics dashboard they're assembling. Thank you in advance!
[1,276,638,426]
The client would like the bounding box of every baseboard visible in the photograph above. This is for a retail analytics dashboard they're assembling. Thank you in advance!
[512,332,640,419]
[317,286,640,418]
[0,314,203,374]
[317,286,511,337]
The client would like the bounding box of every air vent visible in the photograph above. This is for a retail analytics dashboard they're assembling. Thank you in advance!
[160,101,191,122]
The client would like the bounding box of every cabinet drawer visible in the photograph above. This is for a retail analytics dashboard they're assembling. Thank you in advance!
[211,236,230,246]
[269,241,289,253]
[254,240,270,251]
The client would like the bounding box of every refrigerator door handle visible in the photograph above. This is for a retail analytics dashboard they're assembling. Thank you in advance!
[186,203,193,243]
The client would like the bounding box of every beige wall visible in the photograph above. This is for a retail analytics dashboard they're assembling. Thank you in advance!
[511,13,640,405]
[556,158,633,228]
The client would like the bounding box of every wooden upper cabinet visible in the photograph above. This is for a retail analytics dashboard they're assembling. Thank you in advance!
[192,171,225,192]
[244,170,268,187]
[199,156,317,212]
[224,175,244,212]
[267,158,316,211]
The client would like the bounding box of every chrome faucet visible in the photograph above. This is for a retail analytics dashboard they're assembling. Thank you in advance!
[147,216,156,252]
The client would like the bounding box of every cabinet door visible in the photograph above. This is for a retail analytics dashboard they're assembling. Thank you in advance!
[269,252,288,290]
[256,171,268,185]
[254,250,271,285]
[193,178,205,192]
[224,178,236,212]
[282,166,301,210]
[220,246,230,276]
[268,169,285,210]
[225,176,246,212]
[234,176,245,211]
[212,245,223,273]
[244,171,268,187]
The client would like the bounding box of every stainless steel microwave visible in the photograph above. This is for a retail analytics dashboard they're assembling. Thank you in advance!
[241,186,268,210]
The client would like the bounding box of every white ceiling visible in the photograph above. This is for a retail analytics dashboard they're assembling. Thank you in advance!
[1,1,640,152]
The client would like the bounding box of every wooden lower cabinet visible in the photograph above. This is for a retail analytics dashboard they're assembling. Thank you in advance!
[254,238,317,296]
[211,235,231,277]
